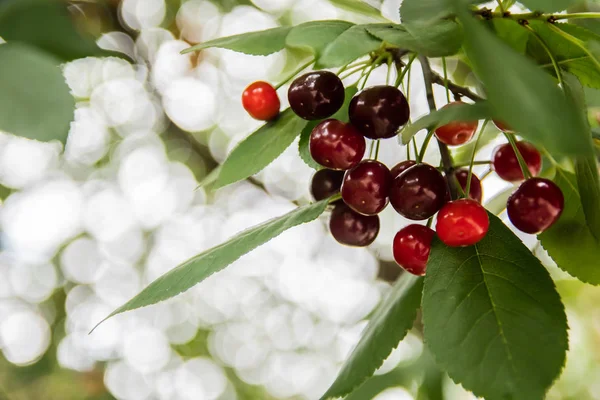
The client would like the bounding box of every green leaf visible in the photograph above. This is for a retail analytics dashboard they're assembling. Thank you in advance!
[492,19,530,54]
[182,26,292,56]
[215,109,308,189]
[539,169,600,284]
[518,0,579,12]
[318,25,382,68]
[456,7,591,157]
[321,274,423,400]
[0,43,74,143]
[423,213,568,400]
[286,21,354,57]
[366,20,463,57]
[298,86,358,170]
[328,0,386,21]
[400,101,491,144]
[0,0,119,62]
[93,199,330,330]
[399,0,486,23]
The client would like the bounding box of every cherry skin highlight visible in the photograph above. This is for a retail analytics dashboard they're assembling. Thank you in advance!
[492,141,542,182]
[434,101,479,146]
[288,71,345,120]
[390,160,416,179]
[349,85,410,139]
[329,203,380,247]
[309,119,366,170]
[341,160,392,216]
[310,169,345,201]
[242,81,280,121]
[389,164,448,220]
[450,169,483,203]
[436,199,490,247]
[507,178,564,234]
[393,224,435,276]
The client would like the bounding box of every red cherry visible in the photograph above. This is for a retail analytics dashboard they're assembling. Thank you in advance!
[309,120,366,170]
[288,71,345,120]
[341,160,392,215]
[507,178,564,234]
[349,85,410,139]
[393,224,435,276]
[389,164,448,220]
[310,169,345,201]
[492,141,542,182]
[242,81,280,121]
[434,101,479,146]
[450,169,483,203]
[436,199,489,247]
[329,203,380,247]
[390,160,416,179]
[493,120,513,133]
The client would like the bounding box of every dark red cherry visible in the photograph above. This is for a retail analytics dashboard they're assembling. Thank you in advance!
[341,160,392,215]
[492,141,542,182]
[507,178,564,234]
[393,224,435,276]
[434,101,478,146]
[309,119,365,170]
[436,199,489,247]
[329,203,380,247]
[310,169,345,201]
[242,81,280,121]
[493,120,513,133]
[389,164,448,220]
[288,71,345,120]
[390,160,416,179]
[349,85,410,139]
[450,169,483,203]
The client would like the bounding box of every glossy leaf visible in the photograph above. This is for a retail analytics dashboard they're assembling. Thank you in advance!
[215,109,308,189]
[0,43,74,143]
[94,199,330,330]
[519,0,579,12]
[183,26,292,56]
[321,274,423,400]
[423,213,568,400]
[328,0,386,21]
[318,25,382,68]
[400,0,486,23]
[492,19,529,54]
[286,21,354,56]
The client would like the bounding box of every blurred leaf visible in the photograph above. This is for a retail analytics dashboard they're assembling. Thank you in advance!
[93,199,330,329]
[400,101,491,144]
[366,20,463,57]
[540,169,600,284]
[492,19,529,54]
[399,0,486,23]
[328,0,386,21]
[0,0,119,62]
[183,26,292,55]
[286,20,354,56]
[321,274,423,400]
[423,213,568,400]
[0,43,73,143]
[519,0,579,12]
[215,109,307,189]
[298,86,358,170]
[456,6,590,157]
[196,166,221,190]
[318,25,382,68]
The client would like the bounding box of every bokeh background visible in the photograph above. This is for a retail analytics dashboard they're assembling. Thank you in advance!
[0,0,599,399]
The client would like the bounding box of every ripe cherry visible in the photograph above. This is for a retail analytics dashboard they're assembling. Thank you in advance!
[309,119,365,170]
[434,101,478,146]
[390,164,448,220]
[436,199,489,247]
[494,120,513,133]
[492,141,542,182]
[391,160,416,179]
[288,71,345,120]
[242,81,280,121]
[329,203,380,247]
[349,85,410,139]
[311,169,345,201]
[450,169,483,203]
[507,178,564,234]
[341,160,392,215]
[393,224,435,276]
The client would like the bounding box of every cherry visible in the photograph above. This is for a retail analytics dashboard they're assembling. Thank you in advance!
[389,164,448,220]
[309,119,365,170]
[492,141,542,182]
[288,71,345,120]
[436,199,489,247]
[329,203,380,247]
[434,101,478,146]
[349,85,410,139]
[493,120,513,133]
[310,169,345,201]
[393,224,435,276]
[391,160,416,179]
[341,160,392,215]
[242,81,280,121]
[507,178,564,234]
[450,169,483,203]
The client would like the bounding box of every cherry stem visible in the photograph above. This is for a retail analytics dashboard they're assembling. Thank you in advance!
[454,160,492,168]
[524,24,564,87]
[504,132,532,179]
[442,57,451,103]
[480,168,493,181]
[339,63,370,81]
[496,0,505,13]
[417,129,435,163]
[374,140,381,160]
[386,59,393,85]
[411,137,419,162]
[275,58,314,90]
[466,119,489,197]
[426,217,433,228]
[395,53,417,87]
[368,140,376,159]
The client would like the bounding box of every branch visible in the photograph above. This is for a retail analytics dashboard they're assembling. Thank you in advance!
[429,70,483,102]
[474,9,600,23]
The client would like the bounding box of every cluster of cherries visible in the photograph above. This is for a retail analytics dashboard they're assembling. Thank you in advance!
[242,70,564,276]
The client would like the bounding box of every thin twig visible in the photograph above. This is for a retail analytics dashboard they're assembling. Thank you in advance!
[429,70,483,102]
